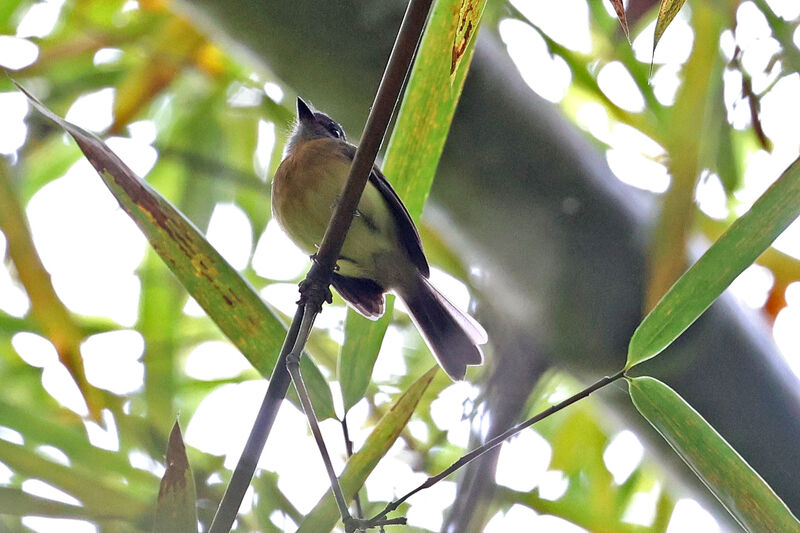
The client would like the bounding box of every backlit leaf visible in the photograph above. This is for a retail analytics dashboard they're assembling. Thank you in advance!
[627,156,800,368]
[629,377,800,531]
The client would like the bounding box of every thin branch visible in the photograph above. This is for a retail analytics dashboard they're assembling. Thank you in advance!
[341,417,364,519]
[209,0,433,529]
[285,305,352,522]
[303,0,433,296]
[208,306,304,533]
[367,370,627,524]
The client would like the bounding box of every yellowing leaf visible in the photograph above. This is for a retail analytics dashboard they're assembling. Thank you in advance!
[298,366,439,532]
[654,0,688,52]
[451,0,486,78]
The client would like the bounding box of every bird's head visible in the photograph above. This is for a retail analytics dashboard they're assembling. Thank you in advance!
[286,97,347,154]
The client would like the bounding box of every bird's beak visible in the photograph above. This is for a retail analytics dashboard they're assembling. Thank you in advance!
[296,97,315,125]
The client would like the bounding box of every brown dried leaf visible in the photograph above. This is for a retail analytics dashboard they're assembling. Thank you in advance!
[608,0,631,43]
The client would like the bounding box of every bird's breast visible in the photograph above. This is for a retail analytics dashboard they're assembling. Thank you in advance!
[271,138,406,284]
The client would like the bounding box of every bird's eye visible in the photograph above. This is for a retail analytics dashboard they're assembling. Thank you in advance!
[329,126,342,139]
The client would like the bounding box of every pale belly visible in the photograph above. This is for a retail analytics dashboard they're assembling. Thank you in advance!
[272,163,401,282]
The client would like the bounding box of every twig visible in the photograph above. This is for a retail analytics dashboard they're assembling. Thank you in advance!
[286,305,353,523]
[208,306,303,533]
[209,0,433,530]
[367,370,627,525]
[342,417,364,519]
[302,0,433,296]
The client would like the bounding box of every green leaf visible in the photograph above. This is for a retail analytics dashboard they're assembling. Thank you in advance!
[0,439,147,518]
[653,0,688,52]
[627,156,800,368]
[628,377,800,532]
[338,299,393,413]
[0,0,24,31]
[290,356,337,421]
[0,487,102,520]
[337,0,486,410]
[154,422,198,533]
[298,366,439,532]
[0,398,156,489]
[17,81,334,419]
[17,81,283,372]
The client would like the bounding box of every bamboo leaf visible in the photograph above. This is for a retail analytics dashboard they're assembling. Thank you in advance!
[629,377,800,532]
[298,366,439,532]
[338,304,393,413]
[627,156,800,368]
[451,0,486,78]
[338,0,486,411]
[654,0,688,52]
[0,439,148,517]
[16,81,335,419]
[0,487,111,520]
[153,422,198,533]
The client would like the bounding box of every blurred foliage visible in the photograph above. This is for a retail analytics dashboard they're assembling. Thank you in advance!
[0,0,798,532]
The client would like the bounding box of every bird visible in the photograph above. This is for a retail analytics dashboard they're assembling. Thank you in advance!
[271,97,486,380]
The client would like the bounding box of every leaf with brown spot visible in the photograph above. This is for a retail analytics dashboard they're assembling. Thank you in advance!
[653,0,687,53]
[154,422,197,533]
[450,0,486,79]
[607,0,631,43]
[16,81,336,419]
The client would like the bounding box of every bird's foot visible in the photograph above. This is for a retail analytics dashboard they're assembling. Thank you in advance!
[297,260,333,313]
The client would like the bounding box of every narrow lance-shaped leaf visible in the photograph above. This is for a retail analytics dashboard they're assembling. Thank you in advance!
[607,0,631,43]
[0,439,147,518]
[0,487,103,520]
[17,82,335,418]
[338,0,486,412]
[153,422,198,533]
[627,156,800,368]
[451,0,486,79]
[298,366,439,532]
[629,377,800,532]
[339,303,393,412]
[654,0,688,52]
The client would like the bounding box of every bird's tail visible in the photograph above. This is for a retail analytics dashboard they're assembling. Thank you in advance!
[398,273,486,380]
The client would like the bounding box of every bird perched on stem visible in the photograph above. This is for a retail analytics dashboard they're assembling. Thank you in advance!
[272,98,486,380]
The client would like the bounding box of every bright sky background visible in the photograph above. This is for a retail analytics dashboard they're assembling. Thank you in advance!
[1,0,799,531]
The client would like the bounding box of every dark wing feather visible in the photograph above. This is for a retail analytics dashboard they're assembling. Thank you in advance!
[332,273,385,318]
[340,144,430,277]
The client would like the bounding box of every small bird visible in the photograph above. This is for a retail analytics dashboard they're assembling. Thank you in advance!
[271,97,486,380]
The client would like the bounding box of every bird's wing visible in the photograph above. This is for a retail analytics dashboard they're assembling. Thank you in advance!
[340,144,430,277]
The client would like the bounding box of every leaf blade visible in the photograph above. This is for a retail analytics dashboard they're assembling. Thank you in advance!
[17,81,336,420]
[298,366,439,532]
[627,156,800,368]
[339,304,393,412]
[607,0,630,42]
[654,0,688,52]
[629,376,800,532]
[154,422,198,533]
[338,0,487,410]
